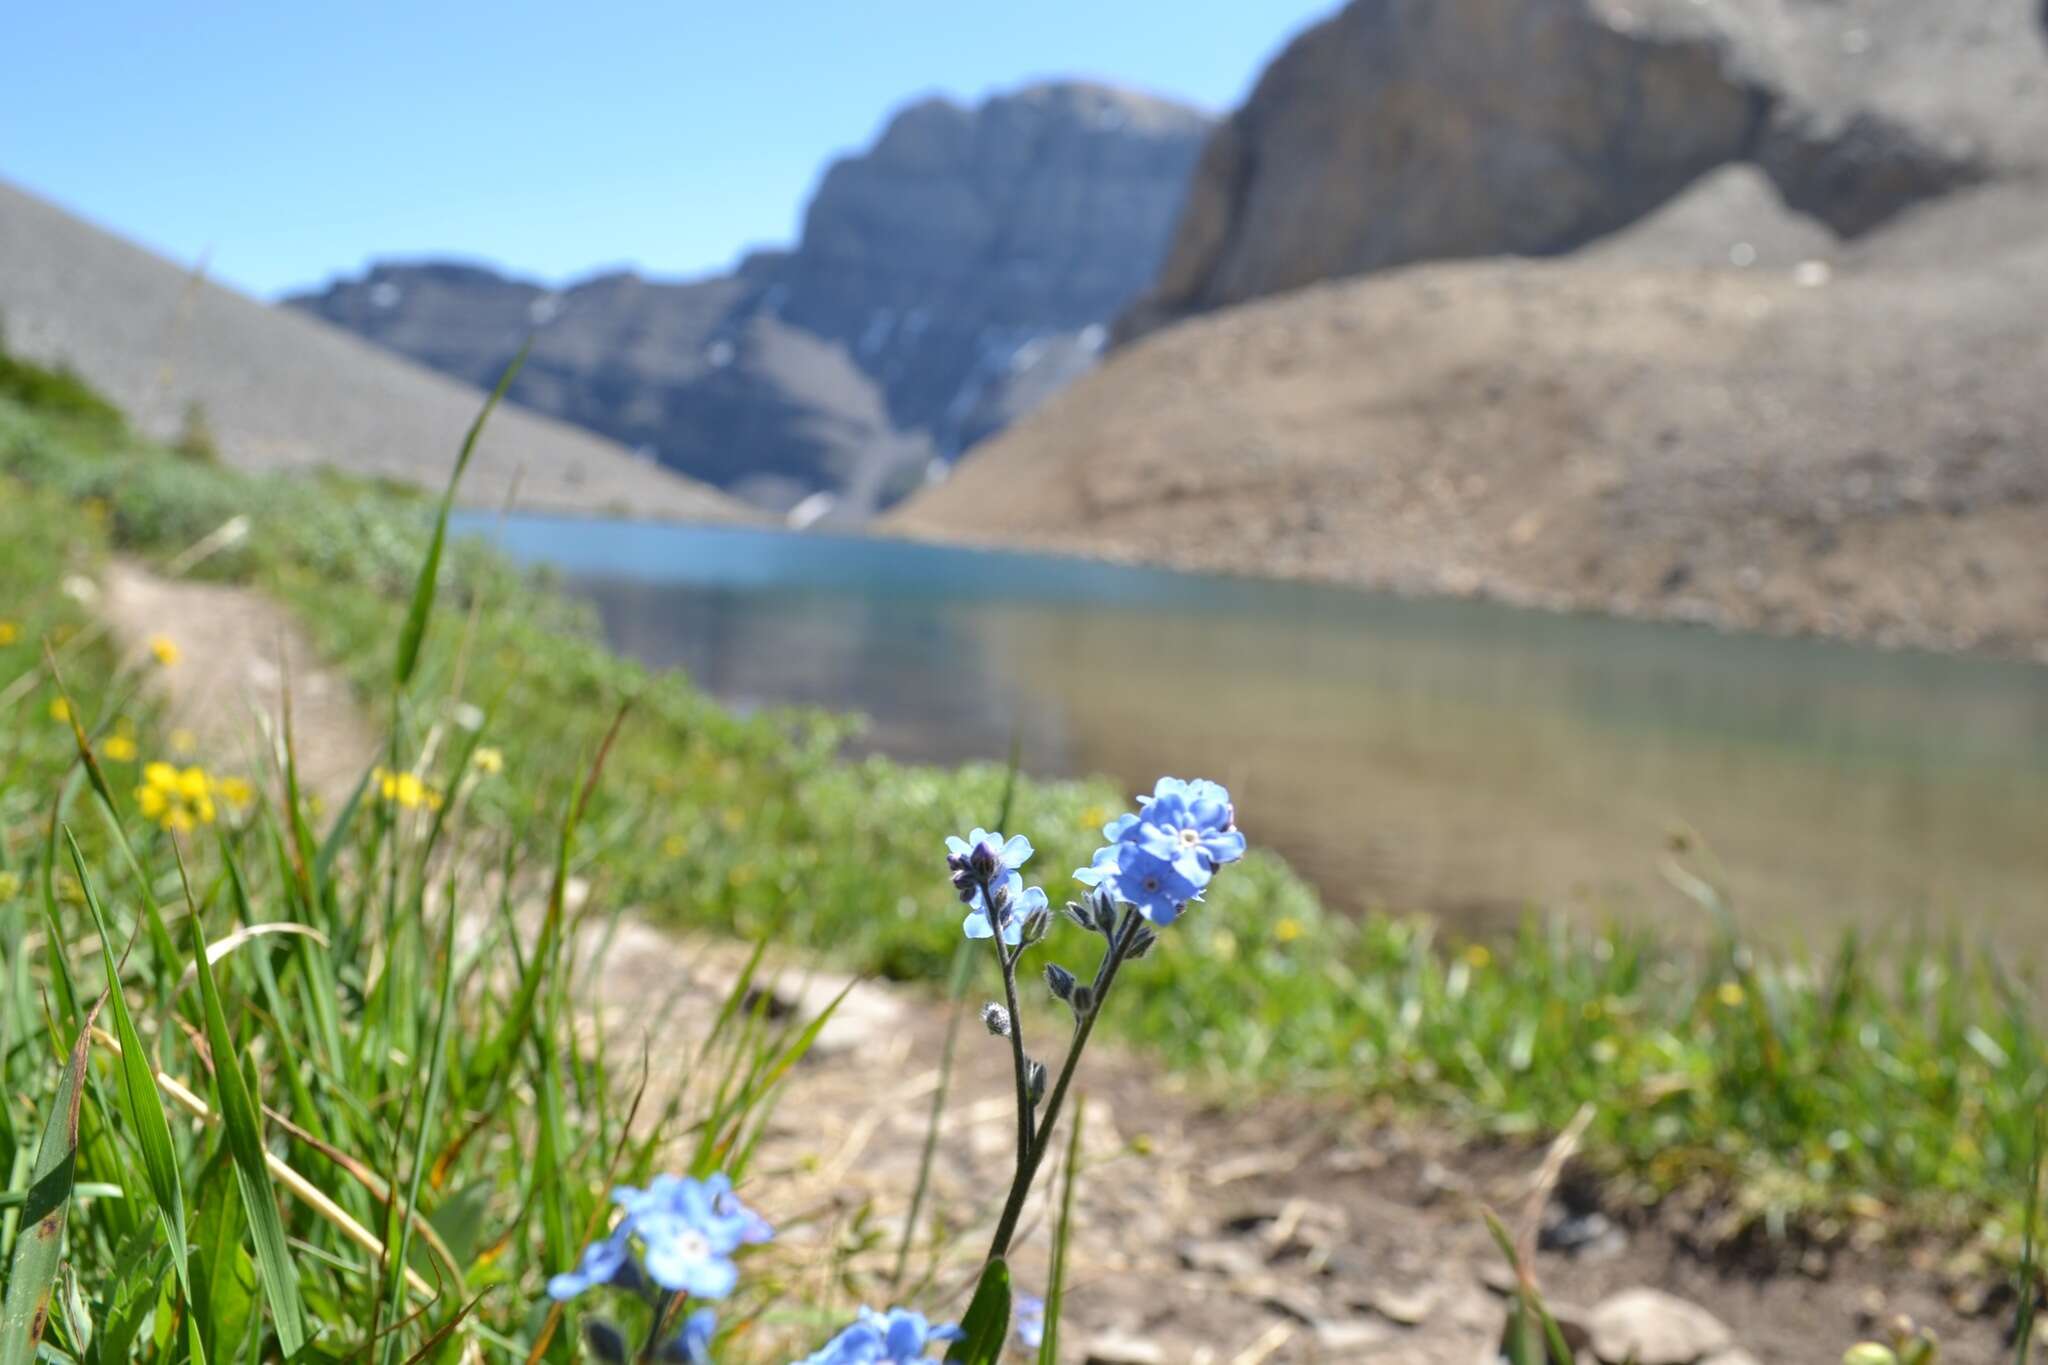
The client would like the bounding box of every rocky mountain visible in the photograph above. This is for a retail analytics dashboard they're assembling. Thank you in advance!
[897,0,2048,658]
[292,82,1212,518]
[0,179,746,522]
[1118,0,2041,338]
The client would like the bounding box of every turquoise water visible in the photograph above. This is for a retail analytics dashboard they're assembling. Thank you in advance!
[457,513,2048,943]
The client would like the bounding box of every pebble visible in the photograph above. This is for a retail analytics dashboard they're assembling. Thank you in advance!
[1314,1317,1396,1354]
[1082,1334,1165,1365]
[1177,1236,1266,1277]
[1364,1283,1441,1326]
[1588,1288,1734,1365]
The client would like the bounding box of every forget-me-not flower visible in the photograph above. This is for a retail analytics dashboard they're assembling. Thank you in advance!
[1014,1294,1045,1350]
[798,1307,963,1364]
[1075,778,1246,926]
[945,829,1045,945]
[548,1172,772,1303]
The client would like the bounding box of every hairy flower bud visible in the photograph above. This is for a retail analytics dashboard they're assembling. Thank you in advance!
[1070,984,1095,1015]
[584,1320,629,1364]
[1088,886,1120,934]
[1026,1059,1047,1105]
[1062,899,1093,930]
[1044,963,1076,1002]
[968,838,1004,880]
[981,1002,1011,1037]
[1124,927,1157,960]
[1022,903,1051,945]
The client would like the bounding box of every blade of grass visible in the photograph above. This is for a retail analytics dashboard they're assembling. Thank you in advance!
[1038,1091,1084,1365]
[68,830,194,1299]
[393,340,529,689]
[0,995,102,1365]
[181,844,308,1356]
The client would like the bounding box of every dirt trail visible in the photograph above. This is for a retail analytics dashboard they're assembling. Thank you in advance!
[98,561,2009,1363]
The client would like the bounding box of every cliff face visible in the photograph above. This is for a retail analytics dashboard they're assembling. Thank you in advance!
[1119,0,2039,338]
[291,82,1211,517]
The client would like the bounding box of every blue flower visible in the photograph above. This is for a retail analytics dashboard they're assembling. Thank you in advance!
[660,1308,719,1364]
[1014,1294,1045,1350]
[549,1172,771,1304]
[946,829,1043,945]
[1075,778,1244,926]
[797,1307,963,1363]
[546,1223,636,1300]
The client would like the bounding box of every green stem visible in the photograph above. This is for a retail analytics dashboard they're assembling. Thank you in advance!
[984,908,1138,1263]
[999,939,1033,1172]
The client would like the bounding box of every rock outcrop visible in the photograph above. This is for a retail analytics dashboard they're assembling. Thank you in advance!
[292,82,1211,517]
[1118,0,2039,338]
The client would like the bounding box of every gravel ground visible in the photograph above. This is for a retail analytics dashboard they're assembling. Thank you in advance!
[0,179,749,522]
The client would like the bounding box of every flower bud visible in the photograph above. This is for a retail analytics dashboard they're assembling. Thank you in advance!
[1026,1059,1047,1105]
[1089,886,1120,933]
[969,838,1004,880]
[1022,904,1051,944]
[1062,900,1093,930]
[1070,984,1095,1015]
[1044,963,1076,1001]
[1124,927,1157,959]
[981,1002,1011,1037]
[584,1320,629,1364]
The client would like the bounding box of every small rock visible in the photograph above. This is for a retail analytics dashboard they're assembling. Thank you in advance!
[1364,1283,1440,1326]
[1082,1335,1164,1365]
[1314,1317,1395,1354]
[1260,1282,1326,1325]
[1177,1237,1265,1277]
[1701,1351,1761,1365]
[1588,1288,1732,1365]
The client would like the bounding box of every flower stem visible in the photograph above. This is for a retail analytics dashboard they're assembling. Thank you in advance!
[999,939,1033,1170]
[983,908,1139,1263]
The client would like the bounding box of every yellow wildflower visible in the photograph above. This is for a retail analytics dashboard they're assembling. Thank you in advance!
[136,761,217,831]
[1079,804,1108,830]
[215,776,256,810]
[1274,916,1303,944]
[170,728,197,755]
[102,734,138,762]
[1716,980,1747,1009]
[661,832,689,858]
[148,635,181,667]
[0,871,20,901]
[471,746,504,775]
[374,766,441,811]
[48,697,70,722]
[0,620,18,646]
[1463,943,1492,970]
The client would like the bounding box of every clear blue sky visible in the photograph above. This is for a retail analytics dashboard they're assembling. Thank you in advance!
[3,2,1333,300]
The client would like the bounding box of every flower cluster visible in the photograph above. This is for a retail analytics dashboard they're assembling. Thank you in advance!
[1076,777,1246,925]
[944,829,1047,946]
[135,761,252,831]
[797,1307,961,1364]
[549,1173,771,1363]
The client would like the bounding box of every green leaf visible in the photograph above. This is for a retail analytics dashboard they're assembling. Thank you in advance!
[0,996,101,1365]
[1038,1096,1084,1365]
[393,340,529,688]
[68,831,192,1291]
[945,1257,1011,1365]
[188,911,307,1355]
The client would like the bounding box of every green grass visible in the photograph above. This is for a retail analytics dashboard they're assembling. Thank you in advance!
[1,349,2043,1301]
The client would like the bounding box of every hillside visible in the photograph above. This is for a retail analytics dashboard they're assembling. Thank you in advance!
[896,0,2048,657]
[291,82,1213,518]
[893,182,2048,659]
[0,179,747,521]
